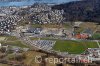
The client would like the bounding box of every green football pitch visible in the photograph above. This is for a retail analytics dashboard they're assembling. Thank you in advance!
[53,40,99,54]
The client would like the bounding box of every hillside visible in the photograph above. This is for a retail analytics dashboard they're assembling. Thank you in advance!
[52,0,100,23]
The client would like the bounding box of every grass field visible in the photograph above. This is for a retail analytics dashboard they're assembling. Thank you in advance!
[75,22,98,33]
[1,41,28,48]
[0,36,28,48]
[32,23,71,28]
[0,37,6,41]
[0,36,17,41]
[53,40,99,54]
[92,33,100,40]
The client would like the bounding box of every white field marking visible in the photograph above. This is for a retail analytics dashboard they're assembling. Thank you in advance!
[95,40,100,48]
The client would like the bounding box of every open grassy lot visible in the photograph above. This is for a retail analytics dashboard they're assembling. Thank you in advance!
[53,40,99,54]
[32,23,71,28]
[75,22,98,33]
[6,36,18,41]
[92,33,100,40]
[0,41,28,48]
[0,36,17,41]
[0,36,28,48]
[0,37,6,41]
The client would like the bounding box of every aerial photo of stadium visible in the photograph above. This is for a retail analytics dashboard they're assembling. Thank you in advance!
[0,0,100,66]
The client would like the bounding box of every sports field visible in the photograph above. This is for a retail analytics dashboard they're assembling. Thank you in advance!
[53,40,99,54]
[30,37,99,54]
